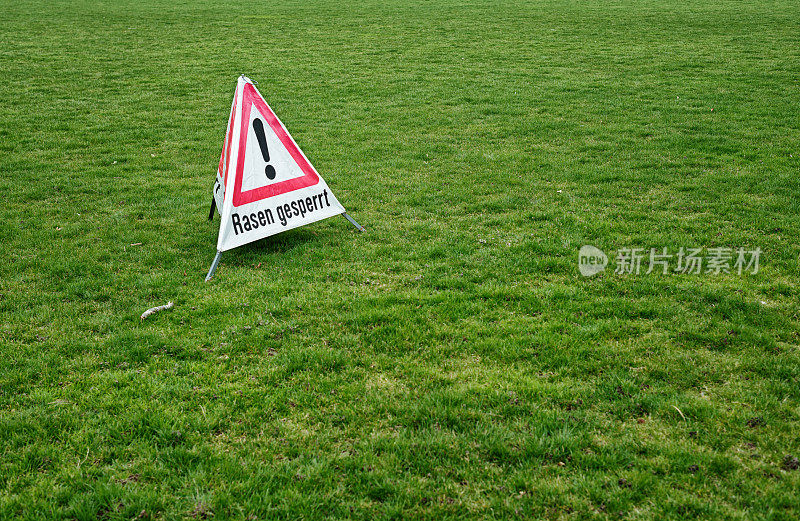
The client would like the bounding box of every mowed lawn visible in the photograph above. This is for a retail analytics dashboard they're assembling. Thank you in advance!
[1,0,799,519]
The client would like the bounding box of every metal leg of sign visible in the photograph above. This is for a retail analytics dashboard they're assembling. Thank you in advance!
[208,196,217,221]
[205,251,222,282]
[342,212,365,232]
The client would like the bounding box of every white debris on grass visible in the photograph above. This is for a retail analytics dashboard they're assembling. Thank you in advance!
[140,301,174,321]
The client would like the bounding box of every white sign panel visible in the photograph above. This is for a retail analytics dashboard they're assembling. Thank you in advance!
[212,76,348,253]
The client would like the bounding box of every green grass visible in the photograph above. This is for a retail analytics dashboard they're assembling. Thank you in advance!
[1,0,799,518]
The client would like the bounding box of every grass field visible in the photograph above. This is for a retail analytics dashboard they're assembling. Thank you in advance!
[1,0,799,519]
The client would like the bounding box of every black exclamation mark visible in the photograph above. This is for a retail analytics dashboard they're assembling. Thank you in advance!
[252,118,276,180]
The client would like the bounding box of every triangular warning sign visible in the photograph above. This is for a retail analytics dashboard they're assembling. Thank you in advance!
[206,76,363,279]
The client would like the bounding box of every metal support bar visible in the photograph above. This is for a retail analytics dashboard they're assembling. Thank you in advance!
[342,212,365,232]
[205,251,222,281]
[208,196,217,221]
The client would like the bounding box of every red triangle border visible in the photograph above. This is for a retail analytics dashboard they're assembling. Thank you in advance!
[231,83,320,207]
